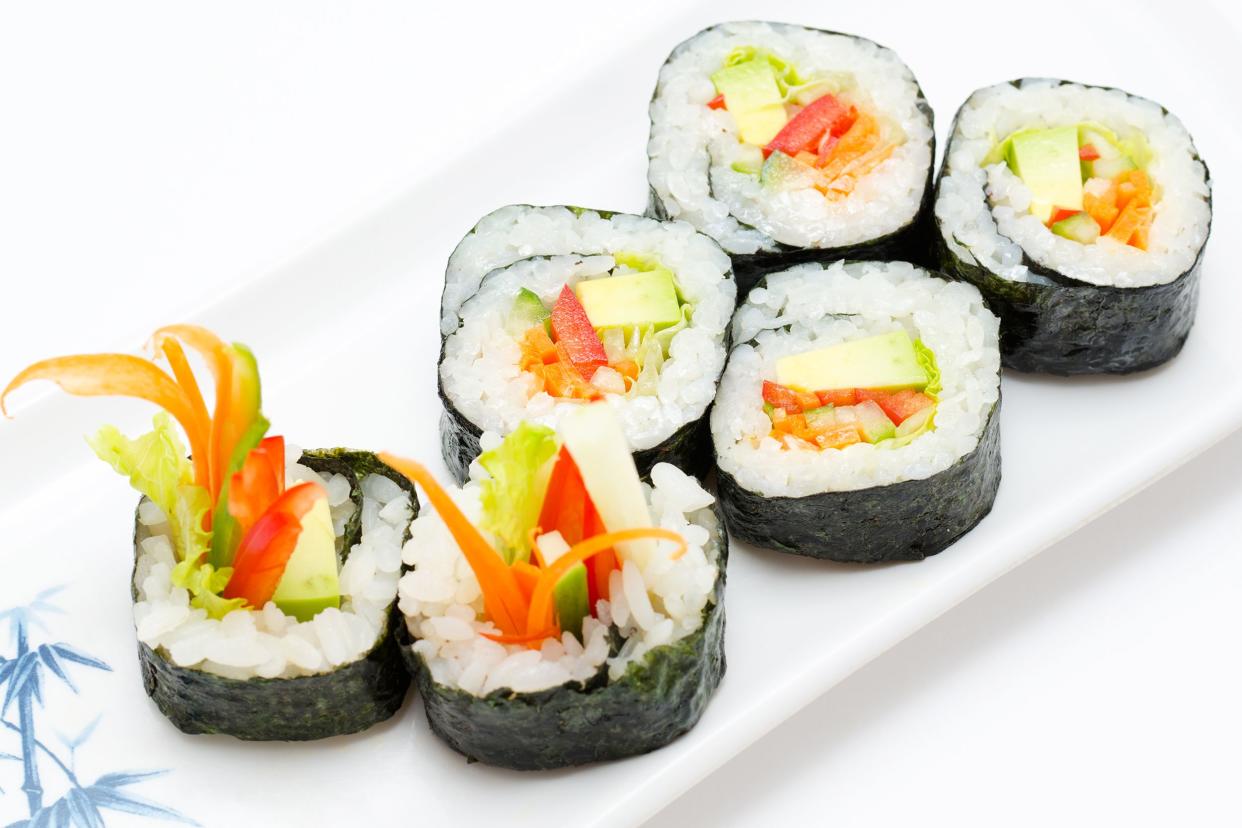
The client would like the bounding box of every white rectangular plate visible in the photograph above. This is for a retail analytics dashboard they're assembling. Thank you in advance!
[1,2,1239,826]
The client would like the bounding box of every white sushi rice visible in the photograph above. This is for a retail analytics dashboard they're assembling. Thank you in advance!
[714,261,1000,499]
[398,451,721,696]
[935,79,1211,288]
[648,21,933,254]
[132,445,413,681]
[441,206,734,452]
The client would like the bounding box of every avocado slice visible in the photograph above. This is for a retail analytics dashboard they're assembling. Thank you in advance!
[508,287,551,335]
[272,496,341,622]
[553,565,589,642]
[775,330,929,394]
[575,269,681,329]
[710,58,787,146]
[1050,211,1101,244]
[1006,126,1084,222]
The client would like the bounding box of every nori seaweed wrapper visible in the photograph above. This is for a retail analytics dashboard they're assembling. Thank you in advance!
[438,205,730,485]
[717,401,1000,563]
[933,79,1211,375]
[133,449,418,741]
[646,22,937,298]
[401,502,728,769]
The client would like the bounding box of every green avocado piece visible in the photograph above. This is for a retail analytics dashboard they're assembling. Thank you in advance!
[509,287,551,335]
[775,330,929,393]
[575,269,681,329]
[553,564,589,642]
[1007,126,1084,222]
[854,400,897,443]
[1050,211,1101,244]
[273,496,341,622]
[710,58,787,145]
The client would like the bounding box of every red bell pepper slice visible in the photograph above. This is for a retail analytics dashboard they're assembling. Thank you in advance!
[856,388,935,424]
[227,435,286,535]
[762,380,802,413]
[764,93,854,159]
[816,388,858,407]
[537,446,588,546]
[222,481,324,608]
[550,285,607,381]
[707,94,726,110]
[1079,144,1100,161]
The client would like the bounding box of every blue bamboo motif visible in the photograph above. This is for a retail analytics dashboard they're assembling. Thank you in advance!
[0,587,197,827]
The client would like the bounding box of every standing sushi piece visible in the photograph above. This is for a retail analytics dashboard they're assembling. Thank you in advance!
[384,403,725,769]
[647,21,936,295]
[439,204,735,484]
[713,261,1001,562]
[1,326,416,740]
[934,79,1212,374]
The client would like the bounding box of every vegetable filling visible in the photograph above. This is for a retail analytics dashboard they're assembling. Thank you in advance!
[710,46,906,199]
[985,122,1156,249]
[1,325,342,622]
[760,330,940,450]
[512,254,691,401]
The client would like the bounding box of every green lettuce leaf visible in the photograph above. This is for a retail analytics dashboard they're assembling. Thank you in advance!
[171,559,245,619]
[478,422,559,565]
[914,339,942,399]
[88,413,210,562]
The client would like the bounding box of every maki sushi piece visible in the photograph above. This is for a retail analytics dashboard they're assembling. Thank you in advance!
[713,261,1001,562]
[647,21,935,294]
[934,79,1212,374]
[439,204,735,484]
[1,325,416,740]
[382,402,725,769]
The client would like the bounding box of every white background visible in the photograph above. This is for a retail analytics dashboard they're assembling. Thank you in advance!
[2,2,1239,825]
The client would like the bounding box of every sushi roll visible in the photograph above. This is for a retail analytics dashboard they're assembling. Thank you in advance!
[713,261,1001,562]
[383,403,725,769]
[647,21,936,294]
[439,204,735,484]
[934,79,1212,374]
[1,326,416,740]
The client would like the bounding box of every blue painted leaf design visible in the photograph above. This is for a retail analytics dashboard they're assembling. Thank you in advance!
[1,651,39,713]
[0,656,15,684]
[49,644,111,673]
[37,644,78,693]
[86,785,198,825]
[66,787,105,828]
[68,714,103,749]
[94,769,167,788]
[0,750,21,760]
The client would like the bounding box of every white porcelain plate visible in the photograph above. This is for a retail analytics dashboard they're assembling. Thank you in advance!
[1,2,1239,826]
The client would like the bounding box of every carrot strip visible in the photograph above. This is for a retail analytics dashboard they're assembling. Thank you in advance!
[159,338,212,489]
[481,628,559,645]
[151,325,235,498]
[510,560,541,602]
[1,355,202,453]
[377,453,528,635]
[525,528,686,636]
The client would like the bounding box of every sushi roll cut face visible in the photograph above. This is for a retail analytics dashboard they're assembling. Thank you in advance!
[935,79,1211,373]
[713,261,1002,562]
[439,205,735,483]
[647,21,935,289]
[1,326,415,740]
[385,403,726,769]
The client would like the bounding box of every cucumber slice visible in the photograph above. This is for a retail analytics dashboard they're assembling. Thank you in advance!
[508,287,551,335]
[1050,212,1101,244]
[1089,155,1138,180]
